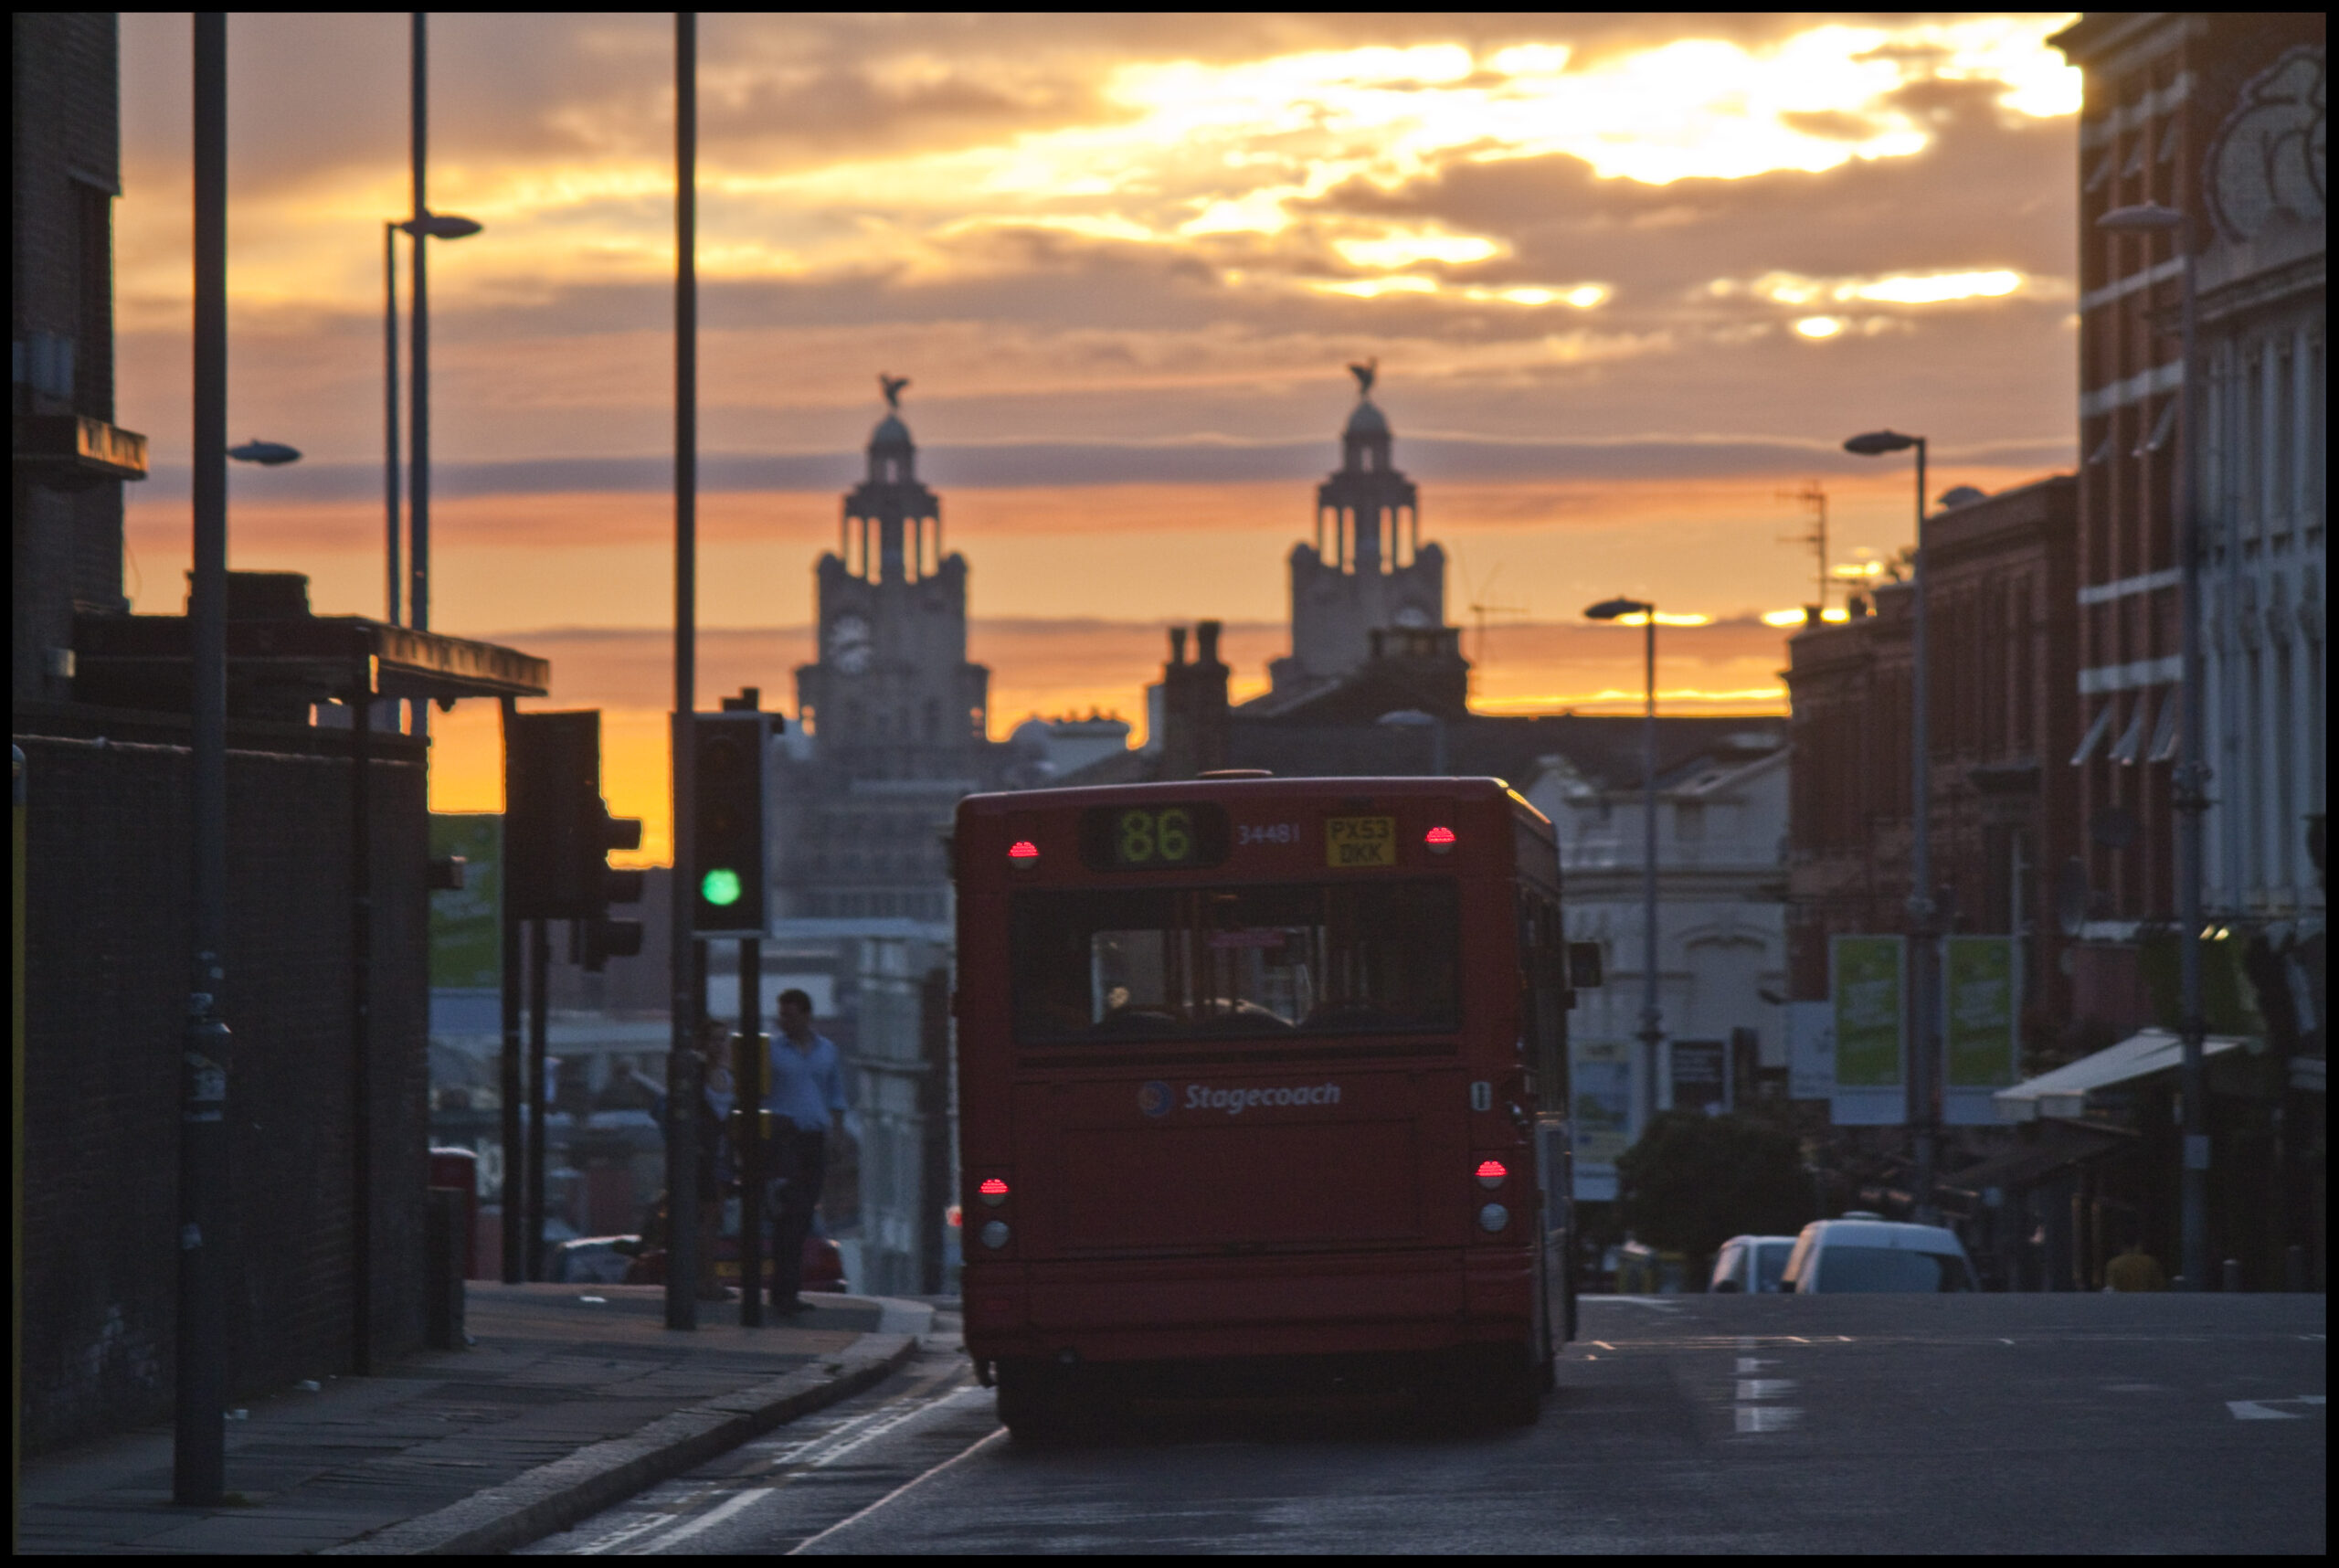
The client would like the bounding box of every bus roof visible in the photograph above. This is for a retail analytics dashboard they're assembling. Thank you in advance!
[958,775,1546,825]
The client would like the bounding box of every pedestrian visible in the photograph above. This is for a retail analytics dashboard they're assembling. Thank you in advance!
[2103,1233,2167,1292]
[766,988,849,1316]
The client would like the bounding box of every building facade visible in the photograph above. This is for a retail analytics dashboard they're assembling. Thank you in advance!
[776,388,999,933]
[1525,733,1794,1191]
[1783,476,2089,1061]
[2051,12,2324,944]
[1262,366,1446,707]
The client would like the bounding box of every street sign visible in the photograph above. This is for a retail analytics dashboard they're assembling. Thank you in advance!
[1670,1039,1727,1116]
[1831,934,1907,1125]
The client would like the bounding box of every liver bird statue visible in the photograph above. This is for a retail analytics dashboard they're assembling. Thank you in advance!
[1348,356,1377,397]
[879,373,910,410]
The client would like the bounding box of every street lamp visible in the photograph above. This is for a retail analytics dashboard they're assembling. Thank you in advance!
[2097,199,2207,1291]
[1585,596,1661,1136]
[1842,426,1936,1220]
[386,210,483,628]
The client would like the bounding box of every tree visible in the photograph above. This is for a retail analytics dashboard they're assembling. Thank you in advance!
[1616,1110,1814,1266]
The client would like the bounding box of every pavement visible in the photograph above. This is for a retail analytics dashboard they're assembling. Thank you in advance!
[16,1282,932,1556]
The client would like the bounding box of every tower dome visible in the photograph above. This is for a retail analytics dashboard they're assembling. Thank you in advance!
[1343,397,1389,439]
[869,411,912,451]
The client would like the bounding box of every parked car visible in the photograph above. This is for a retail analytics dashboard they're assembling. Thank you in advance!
[1709,1234,1800,1293]
[1781,1215,1975,1293]
[619,1222,847,1295]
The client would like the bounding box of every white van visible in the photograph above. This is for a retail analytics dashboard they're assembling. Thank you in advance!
[1709,1234,1799,1293]
[1781,1215,1975,1293]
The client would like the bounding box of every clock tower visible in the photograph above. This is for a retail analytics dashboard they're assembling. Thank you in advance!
[778,380,993,929]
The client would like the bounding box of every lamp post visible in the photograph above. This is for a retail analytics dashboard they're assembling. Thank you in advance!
[1843,428,1935,1220]
[2098,199,2207,1290]
[393,207,482,632]
[1586,597,1660,1135]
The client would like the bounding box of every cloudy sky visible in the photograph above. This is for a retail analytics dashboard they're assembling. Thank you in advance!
[116,12,2083,859]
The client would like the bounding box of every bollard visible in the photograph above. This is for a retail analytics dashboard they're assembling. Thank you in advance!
[2220,1257,2242,1294]
[2284,1245,2306,1293]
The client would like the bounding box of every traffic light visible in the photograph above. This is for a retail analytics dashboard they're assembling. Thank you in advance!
[505,710,644,941]
[691,709,769,937]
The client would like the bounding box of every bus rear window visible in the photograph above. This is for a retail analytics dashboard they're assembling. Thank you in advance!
[1011,880,1460,1045]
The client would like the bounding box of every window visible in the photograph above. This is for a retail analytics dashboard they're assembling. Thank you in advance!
[1011,880,1460,1045]
[1811,1246,1973,1293]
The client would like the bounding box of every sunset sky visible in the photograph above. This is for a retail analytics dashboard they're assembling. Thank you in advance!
[115,13,2083,862]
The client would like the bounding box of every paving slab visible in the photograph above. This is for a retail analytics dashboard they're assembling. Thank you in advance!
[18,1283,929,1556]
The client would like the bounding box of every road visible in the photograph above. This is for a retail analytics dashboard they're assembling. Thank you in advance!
[528,1292,2324,1555]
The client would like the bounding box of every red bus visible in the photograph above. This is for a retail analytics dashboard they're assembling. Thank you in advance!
[953,776,1579,1437]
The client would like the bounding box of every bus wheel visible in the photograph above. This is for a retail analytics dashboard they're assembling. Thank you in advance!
[994,1359,1077,1444]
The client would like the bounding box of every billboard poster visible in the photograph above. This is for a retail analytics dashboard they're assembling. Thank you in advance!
[1831,934,1906,1125]
[1943,935,2017,1126]
[429,812,502,997]
[1669,1039,1727,1115]
[1787,1001,1834,1101]
[1569,1038,1635,1202]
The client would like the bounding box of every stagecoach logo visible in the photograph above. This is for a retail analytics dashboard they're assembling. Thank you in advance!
[1140,1081,1345,1118]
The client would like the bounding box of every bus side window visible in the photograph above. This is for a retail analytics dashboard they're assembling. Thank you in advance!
[1518,894,1568,1105]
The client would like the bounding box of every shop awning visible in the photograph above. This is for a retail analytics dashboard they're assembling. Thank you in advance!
[1994,1028,2251,1123]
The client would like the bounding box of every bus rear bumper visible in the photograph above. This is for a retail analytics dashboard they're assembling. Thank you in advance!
[965,1251,1535,1365]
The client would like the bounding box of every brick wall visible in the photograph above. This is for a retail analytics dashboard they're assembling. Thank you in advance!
[16,727,429,1455]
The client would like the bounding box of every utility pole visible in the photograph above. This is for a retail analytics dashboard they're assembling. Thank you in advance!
[176,9,231,1507]
[666,11,701,1332]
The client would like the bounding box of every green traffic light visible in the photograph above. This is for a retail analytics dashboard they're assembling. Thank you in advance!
[701,867,742,906]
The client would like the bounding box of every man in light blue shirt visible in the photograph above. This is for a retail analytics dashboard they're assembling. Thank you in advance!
[765,989,848,1313]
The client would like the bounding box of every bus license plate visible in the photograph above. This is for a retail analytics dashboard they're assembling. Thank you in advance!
[1325,816,1396,867]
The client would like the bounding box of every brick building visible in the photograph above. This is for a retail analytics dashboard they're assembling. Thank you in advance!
[1783,476,2085,1061]
[2049,12,2325,969]
[13,16,546,1452]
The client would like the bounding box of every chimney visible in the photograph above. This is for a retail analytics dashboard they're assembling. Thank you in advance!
[1159,622,1231,779]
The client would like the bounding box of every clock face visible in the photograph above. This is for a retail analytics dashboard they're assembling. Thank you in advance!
[829,614,873,675]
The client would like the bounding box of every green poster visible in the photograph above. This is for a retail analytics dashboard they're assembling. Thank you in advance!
[1831,936,1905,1088]
[429,813,501,990]
[1944,936,2016,1089]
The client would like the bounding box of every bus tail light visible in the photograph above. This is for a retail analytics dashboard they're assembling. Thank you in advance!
[1477,1202,1510,1234]
[979,1220,1011,1250]
[978,1177,1011,1206]
[1424,825,1456,853]
[1476,1159,1508,1190]
[1008,840,1040,865]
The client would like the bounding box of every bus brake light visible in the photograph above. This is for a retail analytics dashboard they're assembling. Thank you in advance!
[979,1177,1011,1205]
[1424,825,1456,853]
[1476,1159,1508,1189]
[1009,840,1040,864]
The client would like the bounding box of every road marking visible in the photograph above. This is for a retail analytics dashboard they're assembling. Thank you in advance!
[1734,1406,1800,1433]
[1736,1380,1795,1401]
[1785,1336,1811,1344]
[2227,1396,2325,1421]
[1735,1359,1778,1373]
[787,1425,1010,1554]
[1591,1341,1616,1351]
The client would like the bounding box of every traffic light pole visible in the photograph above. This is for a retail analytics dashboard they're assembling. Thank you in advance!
[737,938,764,1326]
[666,10,700,1333]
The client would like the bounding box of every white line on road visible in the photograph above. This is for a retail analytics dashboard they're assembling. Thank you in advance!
[787,1425,1010,1554]
[570,1383,987,1555]
[1736,1380,1795,1401]
[2227,1396,2326,1420]
[1735,1359,1778,1373]
[1734,1406,1800,1433]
